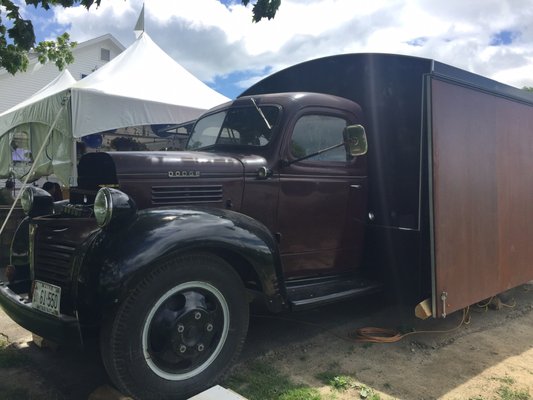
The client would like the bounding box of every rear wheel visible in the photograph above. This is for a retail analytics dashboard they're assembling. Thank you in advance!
[100,253,249,400]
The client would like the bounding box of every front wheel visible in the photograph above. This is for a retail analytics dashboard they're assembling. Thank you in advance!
[100,253,249,400]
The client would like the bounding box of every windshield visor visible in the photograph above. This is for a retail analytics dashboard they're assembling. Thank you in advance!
[187,106,279,150]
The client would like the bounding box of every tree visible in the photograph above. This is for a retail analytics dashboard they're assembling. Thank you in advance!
[523,87,533,92]
[0,0,281,75]
[110,136,147,151]
[242,0,281,23]
[0,0,101,74]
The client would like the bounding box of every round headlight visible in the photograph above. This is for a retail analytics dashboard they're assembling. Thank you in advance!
[94,188,113,227]
[20,187,34,215]
[20,186,53,217]
[93,188,136,228]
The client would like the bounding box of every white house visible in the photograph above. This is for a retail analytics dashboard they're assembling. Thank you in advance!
[0,34,125,114]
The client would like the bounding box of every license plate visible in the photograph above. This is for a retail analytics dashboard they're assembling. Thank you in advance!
[32,281,61,316]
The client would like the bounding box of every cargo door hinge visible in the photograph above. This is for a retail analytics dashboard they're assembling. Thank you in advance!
[440,291,448,318]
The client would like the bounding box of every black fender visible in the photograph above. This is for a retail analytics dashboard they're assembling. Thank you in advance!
[7,217,32,284]
[80,206,286,314]
[10,217,30,268]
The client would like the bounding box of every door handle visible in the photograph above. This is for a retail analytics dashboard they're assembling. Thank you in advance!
[350,184,362,189]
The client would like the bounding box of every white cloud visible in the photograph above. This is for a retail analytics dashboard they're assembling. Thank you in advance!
[47,0,533,96]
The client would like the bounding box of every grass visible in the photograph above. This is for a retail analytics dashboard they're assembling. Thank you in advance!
[468,382,531,400]
[358,384,381,400]
[486,375,531,400]
[225,361,322,400]
[492,375,517,385]
[330,375,354,391]
[227,360,385,400]
[315,366,381,399]
[497,385,531,400]
[315,371,355,391]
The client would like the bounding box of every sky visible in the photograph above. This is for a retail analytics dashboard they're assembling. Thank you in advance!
[16,0,533,99]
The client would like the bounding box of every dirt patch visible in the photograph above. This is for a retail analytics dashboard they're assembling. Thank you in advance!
[0,283,532,399]
[234,283,533,399]
[263,307,533,400]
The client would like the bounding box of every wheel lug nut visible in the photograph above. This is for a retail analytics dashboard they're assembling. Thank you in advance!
[177,324,185,333]
[179,345,187,353]
[197,344,204,352]
[206,323,213,332]
[194,312,202,320]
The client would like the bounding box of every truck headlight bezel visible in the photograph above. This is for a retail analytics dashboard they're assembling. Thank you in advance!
[21,186,54,217]
[94,188,113,227]
[94,187,136,228]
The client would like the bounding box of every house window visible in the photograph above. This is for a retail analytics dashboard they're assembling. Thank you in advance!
[100,48,111,61]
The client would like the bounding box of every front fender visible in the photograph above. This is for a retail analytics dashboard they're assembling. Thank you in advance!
[82,207,285,311]
[10,217,30,268]
[7,217,31,284]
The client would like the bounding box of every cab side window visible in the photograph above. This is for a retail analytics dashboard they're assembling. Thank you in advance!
[290,115,348,162]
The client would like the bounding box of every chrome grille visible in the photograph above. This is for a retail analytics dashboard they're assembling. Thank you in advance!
[152,185,223,205]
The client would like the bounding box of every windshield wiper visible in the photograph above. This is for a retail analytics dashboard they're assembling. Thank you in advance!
[283,142,345,166]
[250,98,272,130]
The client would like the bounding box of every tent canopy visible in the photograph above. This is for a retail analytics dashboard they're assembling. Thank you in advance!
[70,33,229,138]
[0,33,230,184]
[0,69,76,182]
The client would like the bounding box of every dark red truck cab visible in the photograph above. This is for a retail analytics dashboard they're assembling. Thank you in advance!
[1,54,532,400]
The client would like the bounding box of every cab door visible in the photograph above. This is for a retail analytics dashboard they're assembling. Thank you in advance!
[277,109,367,279]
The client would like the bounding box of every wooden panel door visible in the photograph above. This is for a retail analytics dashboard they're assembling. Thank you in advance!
[430,78,533,317]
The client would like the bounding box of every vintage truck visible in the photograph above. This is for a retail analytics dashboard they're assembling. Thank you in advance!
[1,53,532,400]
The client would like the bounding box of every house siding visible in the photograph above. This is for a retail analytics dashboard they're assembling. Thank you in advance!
[0,35,124,114]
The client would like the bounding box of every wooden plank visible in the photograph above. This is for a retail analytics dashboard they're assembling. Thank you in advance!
[431,78,533,317]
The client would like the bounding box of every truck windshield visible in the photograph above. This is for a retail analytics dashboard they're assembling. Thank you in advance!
[186,105,279,150]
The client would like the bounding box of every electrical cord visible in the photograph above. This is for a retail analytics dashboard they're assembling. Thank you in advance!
[353,293,520,343]
[351,307,470,343]
[253,293,519,345]
[476,296,516,312]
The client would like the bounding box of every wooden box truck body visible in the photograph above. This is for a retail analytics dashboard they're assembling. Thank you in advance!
[242,53,533,318]
[0,53,532,399]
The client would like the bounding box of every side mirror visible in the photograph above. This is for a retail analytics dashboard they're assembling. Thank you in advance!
[343,124,368,157]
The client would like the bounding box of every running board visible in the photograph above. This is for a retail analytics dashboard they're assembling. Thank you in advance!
[286,276,382,310]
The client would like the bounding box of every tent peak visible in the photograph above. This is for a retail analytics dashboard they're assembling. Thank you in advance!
[134,3,145,38]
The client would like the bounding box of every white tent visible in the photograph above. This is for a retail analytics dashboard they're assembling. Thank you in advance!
[0,33,230,185]
[0,69,77,183]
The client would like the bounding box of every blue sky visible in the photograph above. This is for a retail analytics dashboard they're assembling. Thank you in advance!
[14,0,533,98]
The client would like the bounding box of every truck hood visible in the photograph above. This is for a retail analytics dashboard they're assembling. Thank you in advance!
[106,151,243,177]
[77,151,249,210]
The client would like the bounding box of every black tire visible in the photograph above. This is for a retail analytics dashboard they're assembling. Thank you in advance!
[100,253,249,400]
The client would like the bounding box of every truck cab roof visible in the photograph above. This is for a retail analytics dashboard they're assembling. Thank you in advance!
[209,92,362,116]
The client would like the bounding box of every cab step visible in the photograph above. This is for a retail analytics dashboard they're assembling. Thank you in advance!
[286,275,382,310]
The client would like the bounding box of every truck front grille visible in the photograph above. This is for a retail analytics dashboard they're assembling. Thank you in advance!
[32,218,98,315]
[34,235,76,287]
[151,185,223,205]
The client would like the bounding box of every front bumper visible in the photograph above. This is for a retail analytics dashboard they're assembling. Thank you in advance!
[0,280,83,346]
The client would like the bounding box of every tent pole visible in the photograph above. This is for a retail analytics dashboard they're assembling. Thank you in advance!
[70,137,78,187]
